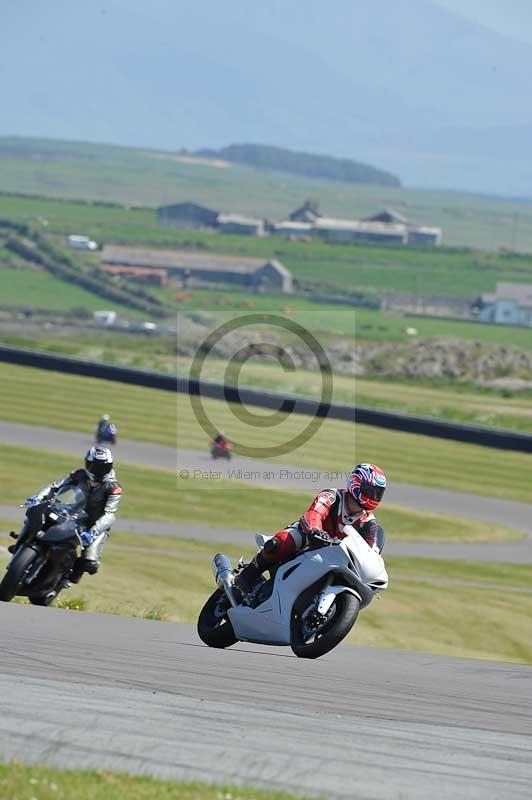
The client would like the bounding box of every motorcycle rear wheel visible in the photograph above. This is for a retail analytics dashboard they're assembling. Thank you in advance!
[0,547,38,602]
[197,588,238,648]
[291,591,360,659]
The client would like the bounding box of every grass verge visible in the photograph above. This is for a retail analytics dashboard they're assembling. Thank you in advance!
[0,444,524,542]
[3,363,532,504]
[0,763,307,800]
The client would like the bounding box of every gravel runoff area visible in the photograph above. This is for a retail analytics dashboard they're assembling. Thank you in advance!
[1,604,531,800]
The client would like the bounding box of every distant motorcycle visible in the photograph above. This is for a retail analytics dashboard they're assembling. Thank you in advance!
[197,526,388,659]
[210,440,232,460]
[0,486,87,606]
[96,423,117,446]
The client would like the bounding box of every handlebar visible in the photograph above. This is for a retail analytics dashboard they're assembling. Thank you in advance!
[306,530,336,549]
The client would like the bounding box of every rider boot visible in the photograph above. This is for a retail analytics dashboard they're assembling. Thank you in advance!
[234,559,263,595]
[234,537,284,594]
[7,530,21,554]
[70,531,107,583]
[70,556,99,584]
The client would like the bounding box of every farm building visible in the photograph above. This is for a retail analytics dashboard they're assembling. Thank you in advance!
[101,245,293,293]
[289,200,322,223]
[362,208,408,225]
[101,264,169,286]
[312,218,407,244]
[407,226,443,246]
[156,202,219,229]
[273,220,313,238]
[363,208,442,246]
[217,213,265,236]
[478,282,532,326]
[252,260,293,293]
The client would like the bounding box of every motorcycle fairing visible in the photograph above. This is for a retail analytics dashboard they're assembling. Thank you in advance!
[228,531,388,646]
[228,545,355,645]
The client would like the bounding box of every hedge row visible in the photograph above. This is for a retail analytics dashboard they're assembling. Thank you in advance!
[1,223,169,317]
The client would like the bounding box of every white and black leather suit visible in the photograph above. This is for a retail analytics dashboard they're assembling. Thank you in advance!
[31,467,122,568]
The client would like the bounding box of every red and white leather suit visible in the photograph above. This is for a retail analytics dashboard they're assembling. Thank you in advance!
[257,488,382,569]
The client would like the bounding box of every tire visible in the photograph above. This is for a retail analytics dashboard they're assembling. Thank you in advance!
[0,547,38,602]
[291,590,360,659]
[197,588,238,648]
[29,590,57,607]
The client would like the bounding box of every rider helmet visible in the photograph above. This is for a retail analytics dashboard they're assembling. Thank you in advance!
[347,463,386,511]
[85,446,113,481]
[102,414,110,422]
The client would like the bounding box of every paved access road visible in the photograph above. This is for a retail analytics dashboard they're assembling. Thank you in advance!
[3,420,532,563]
[1,604,530,800]
[1,504,532,563]
[3,420,532,532]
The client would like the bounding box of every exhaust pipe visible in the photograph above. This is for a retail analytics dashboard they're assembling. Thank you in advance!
[212,553,239,607]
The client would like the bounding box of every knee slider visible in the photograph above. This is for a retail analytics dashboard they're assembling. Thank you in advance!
[83,559,99,575]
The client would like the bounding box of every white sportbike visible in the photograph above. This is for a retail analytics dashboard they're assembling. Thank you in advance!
[197,526,388,659]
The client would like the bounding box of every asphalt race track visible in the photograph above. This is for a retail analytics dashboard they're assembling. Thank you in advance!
[1,604,531,800]
[2,421,532,797]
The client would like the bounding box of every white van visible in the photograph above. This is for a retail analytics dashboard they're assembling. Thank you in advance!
[66,234,98,251]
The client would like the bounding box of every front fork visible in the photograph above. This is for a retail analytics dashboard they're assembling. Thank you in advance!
[22,549,47,585]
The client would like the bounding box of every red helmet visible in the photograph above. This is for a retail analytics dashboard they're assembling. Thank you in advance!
[347,463,386,511]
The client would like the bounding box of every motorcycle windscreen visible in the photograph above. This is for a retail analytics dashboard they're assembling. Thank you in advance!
[51,485,86,514]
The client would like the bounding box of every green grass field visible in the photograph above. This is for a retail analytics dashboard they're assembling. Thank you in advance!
[0,264,135,313]
[2,362,532,503]
[4,190,532,299]
[2,137,532,251]
[5,323,532,435]
[177,356,532,432]
[174,290,532,349]
[0,443,522,542]
[0,763,305,800]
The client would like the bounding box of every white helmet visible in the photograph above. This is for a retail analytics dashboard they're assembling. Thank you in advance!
[85,446,113,481]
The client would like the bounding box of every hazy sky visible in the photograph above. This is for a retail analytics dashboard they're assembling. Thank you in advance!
[435,0,532,45]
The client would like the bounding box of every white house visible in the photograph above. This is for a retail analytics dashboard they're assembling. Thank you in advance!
[479,282,532,326]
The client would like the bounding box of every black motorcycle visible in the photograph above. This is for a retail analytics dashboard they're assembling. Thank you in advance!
[0,485,87,606]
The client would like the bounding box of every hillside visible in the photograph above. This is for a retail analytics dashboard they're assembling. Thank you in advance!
[2,138,532,251]
[194,143,401,187]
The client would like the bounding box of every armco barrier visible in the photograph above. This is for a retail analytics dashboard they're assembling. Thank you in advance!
[1,344,532,453]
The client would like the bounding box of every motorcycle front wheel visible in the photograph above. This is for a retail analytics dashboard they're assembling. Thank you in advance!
[197,588,238,648]
[28,590,58,606]
[0,547,38,602]
[291,590,360,659]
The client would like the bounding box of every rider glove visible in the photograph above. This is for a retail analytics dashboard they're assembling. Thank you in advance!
[80,529,97,547]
